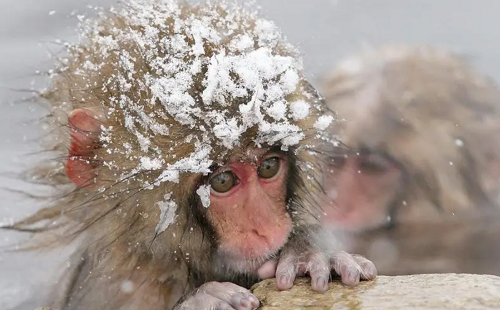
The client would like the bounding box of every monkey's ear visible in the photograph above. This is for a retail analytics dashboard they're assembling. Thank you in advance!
[66,109,102,188]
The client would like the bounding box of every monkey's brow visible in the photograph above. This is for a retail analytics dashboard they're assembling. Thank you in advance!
[268,145,286,155]
[357,145,389,157]
[356,145,409,174]
[208,163,223,173]
[355,146,393,161]
[234,146,283,163]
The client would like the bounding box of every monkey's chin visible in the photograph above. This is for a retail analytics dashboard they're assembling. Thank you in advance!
[213,247,282,276]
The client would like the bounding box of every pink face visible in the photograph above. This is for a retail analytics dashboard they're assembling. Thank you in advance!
[322,151,405,232]
[206,151,292,270]
[63,109,293,273]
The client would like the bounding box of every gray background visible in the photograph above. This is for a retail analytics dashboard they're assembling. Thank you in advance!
[1,0,500,308]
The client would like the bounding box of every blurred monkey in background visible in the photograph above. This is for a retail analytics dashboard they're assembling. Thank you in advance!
[319,45,500,275]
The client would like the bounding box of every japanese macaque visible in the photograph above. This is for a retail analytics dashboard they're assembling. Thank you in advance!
[5,1,375,309]
[319,45,500,275]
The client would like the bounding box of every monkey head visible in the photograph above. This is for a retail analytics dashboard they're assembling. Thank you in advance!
[320,45,500,232]
[19,0,335,281]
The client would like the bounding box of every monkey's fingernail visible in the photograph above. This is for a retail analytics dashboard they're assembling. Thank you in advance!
[347,269,360,284]
[247,295,259,306]
[278,275,291,287]
[313,277,328,291]
[240,297,250,307]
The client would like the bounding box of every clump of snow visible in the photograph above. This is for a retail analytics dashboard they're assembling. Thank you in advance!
[139,157,164,171]
[267,101,287,121]
[196,184,211,208]
[315,115,334,130]
[155,194,178,234]
[290,100,310,120]
[213,118,243,149]
[230,34,254,52]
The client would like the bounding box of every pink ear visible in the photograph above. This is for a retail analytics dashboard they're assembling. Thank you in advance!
[66,109,101,188]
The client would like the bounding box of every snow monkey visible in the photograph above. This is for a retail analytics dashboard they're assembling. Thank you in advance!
[320,45,500,275]
[6,1,376,309]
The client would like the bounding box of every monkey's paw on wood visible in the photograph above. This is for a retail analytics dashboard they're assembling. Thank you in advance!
[172,282,260,310]
[257,248,377,293]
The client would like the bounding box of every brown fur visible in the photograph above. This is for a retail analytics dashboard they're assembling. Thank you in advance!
[321,45,500,275]
[7,1,336,309]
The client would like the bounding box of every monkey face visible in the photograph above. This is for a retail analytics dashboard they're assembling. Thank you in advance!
[206,149,292,271]
[322,149,406,232]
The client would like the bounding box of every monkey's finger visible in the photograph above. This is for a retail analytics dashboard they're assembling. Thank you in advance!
[200,282,259,310]
[306,252,330,293]
[275,250,299,290]
[352,254,377,280]
[228,292,260,310]
[257,259,278,279]
[330,251,361,286]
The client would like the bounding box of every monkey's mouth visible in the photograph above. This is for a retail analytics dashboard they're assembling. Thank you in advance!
[215,230,290,274]
[214,247,283,275]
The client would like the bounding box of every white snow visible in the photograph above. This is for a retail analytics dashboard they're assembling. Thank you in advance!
[139,156,164,171]
[455,138,464,147]
[315,115,334,130]
[290,100,310,120]
[267,101,287,121]
[196,184,211,208]
[155,194,178,234]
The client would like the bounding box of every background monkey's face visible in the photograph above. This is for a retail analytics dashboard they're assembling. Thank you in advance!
[322,147,406,231]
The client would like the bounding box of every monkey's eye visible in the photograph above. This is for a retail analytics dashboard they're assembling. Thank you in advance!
[327,155,347,168]
[210,171,237,193]
[357,154,391,173]
[258,157,280,179]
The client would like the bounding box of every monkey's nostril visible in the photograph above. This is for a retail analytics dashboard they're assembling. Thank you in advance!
[251,229,265,238]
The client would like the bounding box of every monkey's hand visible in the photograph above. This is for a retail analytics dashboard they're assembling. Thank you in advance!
[172,281,259,310]
[257,242,377,293]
